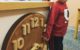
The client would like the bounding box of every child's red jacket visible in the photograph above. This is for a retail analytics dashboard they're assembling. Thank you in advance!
[45,1,69,39]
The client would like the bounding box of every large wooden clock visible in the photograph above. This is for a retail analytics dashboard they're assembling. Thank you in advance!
[2,13,47,50]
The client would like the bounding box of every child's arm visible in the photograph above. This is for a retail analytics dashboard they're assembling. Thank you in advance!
[43,4,59,40]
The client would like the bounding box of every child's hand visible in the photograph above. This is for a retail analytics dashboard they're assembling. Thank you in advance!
[41,33,49,42]
[42,36,49,42]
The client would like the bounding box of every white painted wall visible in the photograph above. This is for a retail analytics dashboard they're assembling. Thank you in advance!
[67,0,80,26]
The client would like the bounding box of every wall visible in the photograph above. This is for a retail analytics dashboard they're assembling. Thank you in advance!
[67,0,80,27]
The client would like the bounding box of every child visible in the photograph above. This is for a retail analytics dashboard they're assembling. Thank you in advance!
[43,0,69,50]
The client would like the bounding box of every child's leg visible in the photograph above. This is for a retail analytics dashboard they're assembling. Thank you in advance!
[48,35,54,50]
[48,35,63,50]
[54,36,63,50]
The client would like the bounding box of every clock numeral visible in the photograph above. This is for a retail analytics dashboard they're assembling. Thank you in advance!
[22,24,27,36]
[30,18,35,28]
[22,23,31,36]
[31,43,41,50]
[26,23,31,34]
[34,17,39,27]
[12,40,17,50]
[40,18,44,27]
[30,17,39,28]
[12,37,24,50]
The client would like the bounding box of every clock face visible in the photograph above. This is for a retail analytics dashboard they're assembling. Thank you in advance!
[2,13,47,50]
